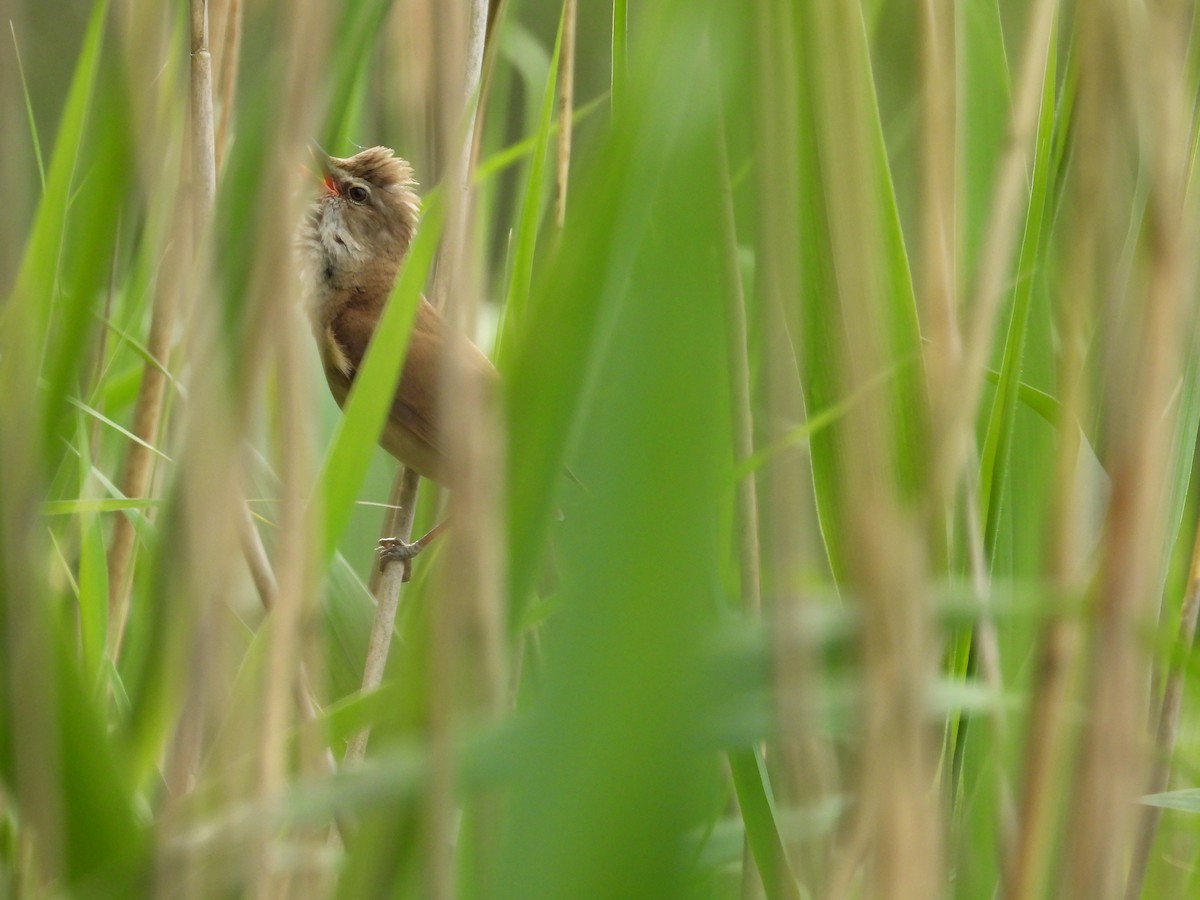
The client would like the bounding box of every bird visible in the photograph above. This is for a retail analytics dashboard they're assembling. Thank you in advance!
[296,146,496,580]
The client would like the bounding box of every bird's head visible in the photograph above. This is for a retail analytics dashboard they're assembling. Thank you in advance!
[299,146,421,287]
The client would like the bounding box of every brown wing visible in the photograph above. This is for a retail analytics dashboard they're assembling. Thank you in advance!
[391,301,499,456]
[325,295,497,484]
[390,301,449,453]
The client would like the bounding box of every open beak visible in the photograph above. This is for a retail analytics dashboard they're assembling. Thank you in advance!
[308,142,340,197]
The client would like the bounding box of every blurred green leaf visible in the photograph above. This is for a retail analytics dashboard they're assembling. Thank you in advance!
[495,7,563,369]
[978,12,1058,556]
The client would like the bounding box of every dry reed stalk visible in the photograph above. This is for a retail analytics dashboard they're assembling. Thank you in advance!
[353,0,450,765]
[611,0,627,114]
[213,0,242,169]
[105,2,195,660]
[427,2,500,894]
[930,0,1057,507]
[154,1,235,889]
[344,467,421,765]
[750,3,831,894]
[1123,5,1200,897]
[117,0,225,753]
[357,3,434,754]
[366,473,410,595]
[808,3,941,896]
[913,4,1059,883]
[161,0,219,799]
[1004,206,1092,900]
[916,0,1016,852]
[389,1,435,167]
[0,14,29,291]
[233,0,331,891]
[105,217,182,658]
[136,0,332,889]
[189,0,216,229]
[1123,11,1200,891]
[915,0,959,422]
[1127,514,1200,897]
[715,113,767,900]
[555,0,577,228]
[352,2,443,774]
[467,0,510,180]
[1062,2,1194,896]
[960,462,1017,843]
[344,0,497,894]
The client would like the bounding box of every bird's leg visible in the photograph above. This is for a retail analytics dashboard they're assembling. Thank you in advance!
[377,519,451,582]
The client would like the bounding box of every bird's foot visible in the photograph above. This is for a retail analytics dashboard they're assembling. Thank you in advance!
[378,537,424,582]
[376,521,451,582]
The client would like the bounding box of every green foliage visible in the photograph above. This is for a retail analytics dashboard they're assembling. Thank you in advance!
[2,1,1200,898]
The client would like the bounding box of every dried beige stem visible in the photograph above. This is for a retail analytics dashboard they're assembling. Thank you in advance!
[106,233,179,657]
[750,3,831,894]
[1005,247,1090,900]
[345,3,495,896]
[960,466,1017,850]
[367,470,413,596]
[1126,513,1200,897]
[809,3,941,896]
[190,0,216,233]
[1060,0,1192,894]
[222,0,332,890]
[933,0,1057,507]
[344,467,421,765]
[214,0,242,170]
[425,2,499,895]
[555,0,577,228]
[916,0,959,423]
[105,2,195,660]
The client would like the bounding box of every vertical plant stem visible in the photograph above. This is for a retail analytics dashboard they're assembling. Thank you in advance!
[190,0,216,231]
[172,0,218,780]
[915,0,960,514]
[960,460,1016,845]
[933,0,1057,505]
[555,0,577,228]
[1005,292,1088,900]
[716,118,760,615]
[429,2,499,895]
[1063,1,1193,894]
[611,0,627,115]
[105,245,178,657]
[89,220,120,451]
[349,0,493,770]
[214,0,242,170]
[717,120,768,900]
[344,467,421,765]
[1126,512,1200,898]
[106,0,220,658]
[808,3,941,894]
[751,2,832,894]
[238,500,278,609]
[227,0,330,888]
[367,471,411,596]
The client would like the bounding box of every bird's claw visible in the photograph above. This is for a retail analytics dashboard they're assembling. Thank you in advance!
[378,537,421,582]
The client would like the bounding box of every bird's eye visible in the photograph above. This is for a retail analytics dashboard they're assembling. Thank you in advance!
[347,184,370,204]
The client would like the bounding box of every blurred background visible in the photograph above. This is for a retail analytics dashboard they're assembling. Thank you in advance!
[2,1,1200,898]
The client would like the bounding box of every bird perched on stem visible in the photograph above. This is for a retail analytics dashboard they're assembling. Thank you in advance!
[296,146,495,579]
